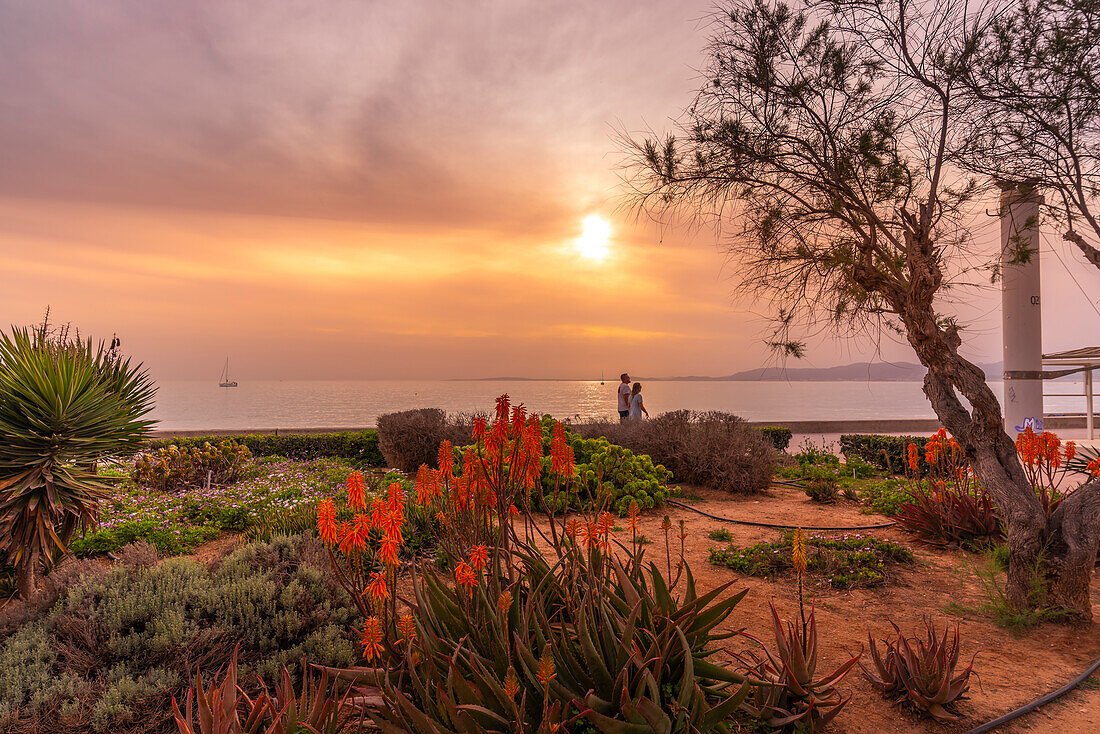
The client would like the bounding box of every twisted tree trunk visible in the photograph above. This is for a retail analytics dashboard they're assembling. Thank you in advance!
[904,310,1100,620]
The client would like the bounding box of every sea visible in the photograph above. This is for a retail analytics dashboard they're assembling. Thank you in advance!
[147,380,1089,432]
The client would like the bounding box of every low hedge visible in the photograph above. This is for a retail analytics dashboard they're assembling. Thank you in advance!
[142,430,384,465]
[758,425,793,451]
[839,434,930,474]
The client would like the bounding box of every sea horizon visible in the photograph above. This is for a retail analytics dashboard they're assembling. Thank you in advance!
[146,378,1090,432]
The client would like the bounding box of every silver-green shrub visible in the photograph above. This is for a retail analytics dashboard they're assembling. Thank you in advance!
[0,534,358,734]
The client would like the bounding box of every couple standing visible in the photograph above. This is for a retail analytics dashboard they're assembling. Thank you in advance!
[616,372,649,422]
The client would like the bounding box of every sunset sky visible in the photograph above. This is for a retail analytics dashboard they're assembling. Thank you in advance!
[2,0,1098,381]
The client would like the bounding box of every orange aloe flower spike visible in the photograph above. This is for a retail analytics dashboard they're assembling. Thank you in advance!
[317,499,338,545]
[346,471,367,511]
[365,571,389,603]
[361,616,384,662]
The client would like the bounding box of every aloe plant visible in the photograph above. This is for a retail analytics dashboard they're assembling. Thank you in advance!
[171,648,274,734]
[861,619,974,722]
[371,542,759,733]
[172,648,365,734]
[0,326,155,597]
[735,603,860,732]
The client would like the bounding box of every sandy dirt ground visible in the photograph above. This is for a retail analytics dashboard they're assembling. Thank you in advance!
[633,485,1100,734]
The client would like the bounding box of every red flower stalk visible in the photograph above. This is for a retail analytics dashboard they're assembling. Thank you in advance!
[397,614,416,644]
[382,511,404,546]
[468,544,490,570]
[346,471,367,511]
[386,482,406,513]
[495,394,511,425]
[455,561,478,598]
[907,443,919,473]
[627,500,640,532]
[370,498,386,531]
[361,616,384,661]
[498,590,513,614]
[366,571,389,603]
[338,514,369,555]
[317,499,338,545]
[438,441,455,481]
[415,465,433,505]
[378,538,401,568]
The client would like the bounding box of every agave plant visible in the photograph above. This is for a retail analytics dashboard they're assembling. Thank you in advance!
[371,542,759,734]
[0,326,155,597]
[860,619,975,722]
[735,603,861,732]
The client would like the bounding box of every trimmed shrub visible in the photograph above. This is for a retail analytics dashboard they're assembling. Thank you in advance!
[579,410,776,493]
[143,430,384,466]
[0,534,359,734]
[376,408,464,473]
[840,434,931,473]
[759,425,793,451]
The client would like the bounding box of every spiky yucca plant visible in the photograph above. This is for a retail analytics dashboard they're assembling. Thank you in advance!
[0,326,155,596]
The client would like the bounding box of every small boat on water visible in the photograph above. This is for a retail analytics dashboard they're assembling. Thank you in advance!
[219,358,238,388]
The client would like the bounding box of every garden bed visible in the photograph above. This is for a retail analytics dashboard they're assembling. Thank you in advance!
[5,467,1099,733]
[69,457,374,556]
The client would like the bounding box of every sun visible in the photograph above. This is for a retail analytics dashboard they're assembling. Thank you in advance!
[574,215,612,260]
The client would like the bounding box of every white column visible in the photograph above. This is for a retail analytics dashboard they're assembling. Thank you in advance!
[1000,186,1044,435]
[1086,368,1094,440]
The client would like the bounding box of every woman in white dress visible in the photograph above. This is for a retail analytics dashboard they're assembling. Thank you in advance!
[628,382,649,421]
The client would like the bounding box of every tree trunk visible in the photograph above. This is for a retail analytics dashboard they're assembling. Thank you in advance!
[16,559,38,599]
[1046,482,1100,617]
[906,314,1098,620]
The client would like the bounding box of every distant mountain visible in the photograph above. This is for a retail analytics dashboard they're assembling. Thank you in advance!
[652,361,1003,381]
[455,361,1005,382]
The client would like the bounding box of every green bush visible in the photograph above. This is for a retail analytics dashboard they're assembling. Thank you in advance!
[709,532,914,589]
[69,521,220,557]
[759,425,793,451]
[840,434,929,474]
[0,534,359,734]
[144,430,384,466]
[859,479,913,516]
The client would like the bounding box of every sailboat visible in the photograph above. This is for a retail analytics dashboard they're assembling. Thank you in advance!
[219,358,238,388]
[600,370,605,385]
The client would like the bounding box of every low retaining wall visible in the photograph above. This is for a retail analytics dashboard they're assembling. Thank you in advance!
[147,415,1090,439]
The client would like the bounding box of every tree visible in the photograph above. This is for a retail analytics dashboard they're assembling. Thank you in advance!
[961,0,1100,270]
[622,0,1100,618]
[0,323,156,597]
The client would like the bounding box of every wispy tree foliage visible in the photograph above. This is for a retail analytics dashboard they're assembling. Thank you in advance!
[623,0,1100,618]
[960,0,1100,270]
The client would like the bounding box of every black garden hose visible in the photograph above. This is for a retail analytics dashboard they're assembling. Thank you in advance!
[667,498,896,531]
[962,655,1100,734]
